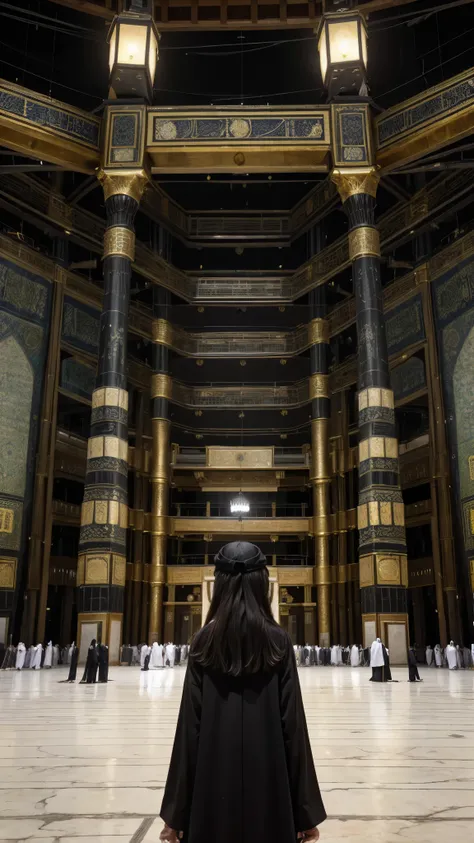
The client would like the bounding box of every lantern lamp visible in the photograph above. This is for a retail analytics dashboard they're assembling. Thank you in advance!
[108,1,159,103]
[318,9,368,99]
[230,493,250,516]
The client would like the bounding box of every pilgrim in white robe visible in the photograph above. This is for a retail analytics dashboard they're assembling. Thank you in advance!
[425,646,433,666]
[53,645,60,666]
[350,644,360,667]
[150,642,164,668]
[165,642,175,667]
[68,642,76,665]
[43,641,53,668]
[15,642,26,670]
[31,643,43,669]
[445,642,457,670]
[24,646,34,668]
[434,644,443,667]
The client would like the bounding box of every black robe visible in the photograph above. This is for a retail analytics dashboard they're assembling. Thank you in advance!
[161,636,326,843]
[370,644,392,682]
[82,644,98,684]
[98,644,109,682]
[67,647,79,681]
[408,648,421,682]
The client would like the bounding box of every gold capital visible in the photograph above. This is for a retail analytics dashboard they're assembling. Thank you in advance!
[98,169,149,203]
[331,167,380,203]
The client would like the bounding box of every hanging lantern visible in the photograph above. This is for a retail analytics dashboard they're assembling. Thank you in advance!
[318,9,368,99]
[108,1,159,102]
[230,493,250,516]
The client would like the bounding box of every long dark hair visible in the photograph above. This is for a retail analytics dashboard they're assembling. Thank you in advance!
[192,543,285,676]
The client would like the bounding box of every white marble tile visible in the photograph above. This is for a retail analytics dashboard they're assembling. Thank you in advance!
[1,664,474,837]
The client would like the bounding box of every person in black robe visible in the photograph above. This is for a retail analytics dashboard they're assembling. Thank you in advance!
[67,645,79,682]
[160,541,326,843]
[369,638,392,682]
[98,644,109,683]
[80,639,98,684]
[408,646,422,682]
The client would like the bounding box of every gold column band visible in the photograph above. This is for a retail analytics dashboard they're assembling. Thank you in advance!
[151,373,173,401]
[308,318,330,345]
[311,418,330,482]
[152,318,173,346]
[309,373,329,400]
[92,387,128,410]
[349,227,380,260]
[103,227,136,260]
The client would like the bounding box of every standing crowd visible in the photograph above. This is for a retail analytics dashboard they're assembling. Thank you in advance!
[120,642,189,670]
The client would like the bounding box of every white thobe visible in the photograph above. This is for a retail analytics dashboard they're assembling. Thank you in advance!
[68,643,75,664]
[140,645,149,668]
[165,643,175,667]
[314,646,320,665]
[180,645,187,663]
[350,645,360,667]
[330,646,338,665]
[456,647,463,669]
[43,642,53,667]
[53,646,60,666]
[434,645,443,667]
[31,644,43,669]
[15,643,26,670]
[150,642,164,668]
[370,639,384,668]
[445,645,457,669]
[426,647,433,666]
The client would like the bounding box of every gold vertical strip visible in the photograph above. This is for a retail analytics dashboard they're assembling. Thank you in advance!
[312,418,331,646]
[149,417,170,643]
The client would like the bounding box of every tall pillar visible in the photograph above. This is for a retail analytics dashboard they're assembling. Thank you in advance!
[76,170,147,662]
[416,266,457,643]
[303,584,316,645]
[149,288,172,643]
[131,391,146,645]
[332,166,408,650]
[309,287,331,647]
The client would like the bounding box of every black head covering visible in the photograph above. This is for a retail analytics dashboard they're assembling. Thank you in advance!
[214,541,267,575]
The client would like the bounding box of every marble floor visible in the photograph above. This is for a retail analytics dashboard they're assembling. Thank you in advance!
[0,666,474,842]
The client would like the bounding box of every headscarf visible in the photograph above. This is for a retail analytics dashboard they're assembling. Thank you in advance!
[214,541,267,575]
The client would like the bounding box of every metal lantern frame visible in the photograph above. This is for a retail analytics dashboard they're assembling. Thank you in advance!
[108,9,159,103]
[317,10,368,99]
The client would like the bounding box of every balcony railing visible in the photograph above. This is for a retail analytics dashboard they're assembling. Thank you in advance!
[172,502,308,518]
[171,553,311,566]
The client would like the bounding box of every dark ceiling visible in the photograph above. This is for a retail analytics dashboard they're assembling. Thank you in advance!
[1,1,474,446]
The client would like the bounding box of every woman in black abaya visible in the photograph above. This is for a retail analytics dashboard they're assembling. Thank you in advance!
[80,639,98,684]
[160,541,326,843]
